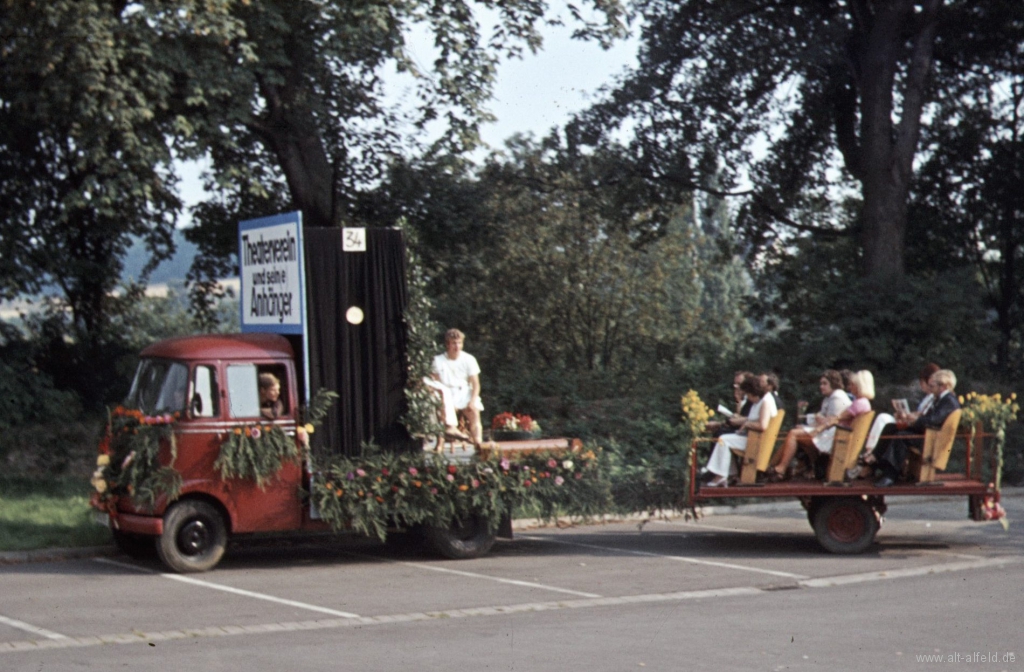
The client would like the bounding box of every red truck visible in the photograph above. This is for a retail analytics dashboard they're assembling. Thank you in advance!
[91,222,528,572]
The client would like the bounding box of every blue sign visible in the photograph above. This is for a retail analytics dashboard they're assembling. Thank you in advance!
[238,211,305,335]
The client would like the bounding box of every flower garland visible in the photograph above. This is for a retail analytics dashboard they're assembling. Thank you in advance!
[310,447,606,542]
[215,423,300,488]
[216,388,339,488]
[92,407,182,511]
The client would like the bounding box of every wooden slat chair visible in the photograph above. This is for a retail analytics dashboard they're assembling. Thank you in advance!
[825,411,876,484]
[733,410,786,485]
[912,408,963,484]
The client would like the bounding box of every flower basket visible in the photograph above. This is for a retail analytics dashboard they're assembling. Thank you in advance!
[490,412,541,441]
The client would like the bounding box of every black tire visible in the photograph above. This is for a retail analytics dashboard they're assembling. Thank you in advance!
[112,530,156,559]
[812,497,879,554]
[423,514,496,559]
[157,500,228,573]
[803,497,824,527]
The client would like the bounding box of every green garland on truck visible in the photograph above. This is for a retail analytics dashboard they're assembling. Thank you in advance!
[92,407,183,511]
[310,447,608,542]
[215,388,339,487]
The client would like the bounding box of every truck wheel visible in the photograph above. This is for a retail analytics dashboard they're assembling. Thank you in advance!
[112,530,155,559]
[423,514,496,559]
[812,497,878,554]
[157,500,227,573]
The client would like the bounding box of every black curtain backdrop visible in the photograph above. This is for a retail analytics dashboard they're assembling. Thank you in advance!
[304,228,414,457]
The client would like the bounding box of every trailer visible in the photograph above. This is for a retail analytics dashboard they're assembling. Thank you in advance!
[686,415,1004,554]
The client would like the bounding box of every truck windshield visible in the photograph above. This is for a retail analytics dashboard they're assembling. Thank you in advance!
[126,359,189,415]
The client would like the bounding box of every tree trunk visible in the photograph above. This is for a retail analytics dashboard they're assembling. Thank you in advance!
[844,0,942,281]
[255,78,336,229]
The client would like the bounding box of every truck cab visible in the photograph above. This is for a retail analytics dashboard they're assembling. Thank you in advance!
[101,333,312,571]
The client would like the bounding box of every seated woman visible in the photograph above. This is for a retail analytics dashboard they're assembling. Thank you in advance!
[768,369,875,481]
[768,370,850,480]
[701,374,777,487]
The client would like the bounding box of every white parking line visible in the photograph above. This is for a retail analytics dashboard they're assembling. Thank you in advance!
[93,558,360,618]
[667,520,753,534]
[364,557,602,598]
[0,614,68,641]
[5,555,1021,654]
[522,535,810,579]
[798,556,1022,588]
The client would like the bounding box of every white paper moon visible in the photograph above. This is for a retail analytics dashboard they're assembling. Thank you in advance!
[345,306,364,324]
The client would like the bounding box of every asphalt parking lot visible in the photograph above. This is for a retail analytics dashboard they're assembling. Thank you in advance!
[2,492,1022,671]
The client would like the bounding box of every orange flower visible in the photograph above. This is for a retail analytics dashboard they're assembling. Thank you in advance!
[375,495,384,503]
[234,427,242,435]
[412,480,422,488]
[335,489,343,496]
[458,484,469,491]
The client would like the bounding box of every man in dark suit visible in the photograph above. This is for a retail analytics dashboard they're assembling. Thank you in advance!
[872,369,961,487]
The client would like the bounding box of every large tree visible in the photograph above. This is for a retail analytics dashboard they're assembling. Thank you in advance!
[0,0,200,334]
[1,0,625,335]
[576,0,1024,281]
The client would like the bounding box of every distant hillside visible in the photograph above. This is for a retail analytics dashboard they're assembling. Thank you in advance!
[121,230,200,284]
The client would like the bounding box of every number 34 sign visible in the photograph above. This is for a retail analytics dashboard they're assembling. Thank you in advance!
[343,227,366,252]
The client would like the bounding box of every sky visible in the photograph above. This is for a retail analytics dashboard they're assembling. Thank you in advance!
[178,19,640,216]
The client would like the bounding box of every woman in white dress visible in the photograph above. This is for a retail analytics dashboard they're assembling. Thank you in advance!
[702,374,777,487]
[768,370,849,480]
[770,370,875,481]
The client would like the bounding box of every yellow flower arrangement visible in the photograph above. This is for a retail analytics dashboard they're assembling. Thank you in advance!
[959,391,1019,493]
[680,389,712,438]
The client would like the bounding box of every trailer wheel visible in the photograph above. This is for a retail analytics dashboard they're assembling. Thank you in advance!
[803,497,824,527]
[812,498,878,554]
[112,530,155,559]
[157,500,227,573]
[423,514,496,559]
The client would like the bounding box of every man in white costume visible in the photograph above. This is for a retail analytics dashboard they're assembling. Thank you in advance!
[427,328,484,446]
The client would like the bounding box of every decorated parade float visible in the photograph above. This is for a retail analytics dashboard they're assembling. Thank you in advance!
[90,215,605,572]
[90,213,1012,573]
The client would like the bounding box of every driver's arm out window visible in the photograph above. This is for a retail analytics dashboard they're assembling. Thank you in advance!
[227,364,260,418]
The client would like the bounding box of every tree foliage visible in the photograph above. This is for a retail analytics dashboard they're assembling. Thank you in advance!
[368,135,752,413]
[576,0,1024,282]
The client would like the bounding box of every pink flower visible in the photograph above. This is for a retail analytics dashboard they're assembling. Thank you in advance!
[408,467,419,476]
[500,458,510,471]
[430,488,438,494]
[575,473,583,480]
[555,476,564,486]
[251,427,261,439]
[471,479,480,488]
[446,474,455,482]
[356,468,366,477]
[547,458,557,468]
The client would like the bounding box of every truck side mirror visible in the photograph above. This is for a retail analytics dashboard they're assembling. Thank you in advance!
[191,393,203,417]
